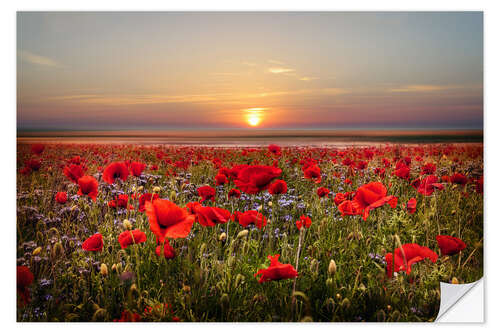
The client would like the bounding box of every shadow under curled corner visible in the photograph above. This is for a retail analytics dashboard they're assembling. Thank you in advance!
[435,278,484,322]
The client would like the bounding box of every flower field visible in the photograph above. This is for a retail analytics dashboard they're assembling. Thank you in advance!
[16,142,483,322]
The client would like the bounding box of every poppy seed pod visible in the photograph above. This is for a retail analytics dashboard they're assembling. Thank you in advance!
[328,259,337,276]
[219,232,227,242]
[268,201,273,207]
[451,277,459,284]
[100,263,108,276]
[237,230,249,239]
[137,186,144,192]
[153,186,161,193]
[123,219,132,230]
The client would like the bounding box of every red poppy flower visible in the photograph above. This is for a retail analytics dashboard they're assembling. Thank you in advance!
[421,163,437,175]
[269,179,288,195]
[25,159,41,171]
[196,206,231,227]
[254,254,298,283]
[407,197,417,214]
[337,200,359,216]
[234,165,282,194]
[77,175,99,201]
[344,178,352,185]
[451,173,468,185]
[334,192,346,206]
[118,229,147,249]
[31,143,45,155]
[436,235,467,256]
[55,191,67,204]
[63,164,85,183]
[385,243,438,278]
[17,266,34,306]
[82,233,103,251]
[155,239,176,259]
[130,162,146,177]
[303,164,322,183]
[228,188,241,199]
[317,187,330,198]
[236,210,267,229]
[138,193,159,212]
[215,173,227,186]
[417,175,444,196]
[197,185,216,202]
[186,201,202,214]
[102,162,129,184]
[296,215,312,230]
[145,199,195,242]
[108,194,134,210]
[268,144,281,155]
[114,310,142,322]
[394,165,410,180]
[353,182,398,220]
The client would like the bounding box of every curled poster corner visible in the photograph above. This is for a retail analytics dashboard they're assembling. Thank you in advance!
[435,278,483,322]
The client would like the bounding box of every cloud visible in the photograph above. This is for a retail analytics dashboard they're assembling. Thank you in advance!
[388,85,457,93]
[20,50,63,68]
[44,87,350,107]
[268,67,295,74]
[299,77,318,81]
[268,59,284,65]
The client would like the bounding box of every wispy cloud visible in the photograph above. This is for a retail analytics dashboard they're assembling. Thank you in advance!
[45,87,350,106]
[299,77,318,81]
[388,84,457,93]
[268,59,284,65]
[20,50,63,68]
[268,67,295,74]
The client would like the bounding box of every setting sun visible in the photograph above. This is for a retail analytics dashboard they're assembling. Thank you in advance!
[244,108,267,127]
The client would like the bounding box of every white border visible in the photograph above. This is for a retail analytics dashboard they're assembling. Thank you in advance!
[3,1,498,332]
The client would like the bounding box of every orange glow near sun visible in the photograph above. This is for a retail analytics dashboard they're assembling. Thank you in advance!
[245,108,267,127]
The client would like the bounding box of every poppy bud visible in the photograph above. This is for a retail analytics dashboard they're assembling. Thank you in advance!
[386,305,392,311]
[335,293,342,300]
[137,186,144,192]
[123,219,132,230]
[376,309,386,322]
[220,293,229,309]
[390,310,401,321]
[100,263,108,276]
[52,242,64,259]
[182,284,191,293]
[131,186,137,192]
[170,190,177,201]
[153,186,161,193]
[237,230,249,239]
[234,274,244,289]
[268,201,273,207]
[32,246,42,256]
[326,298,335,312]
[219,232,227,242]
[341,298,351,309]
[451,277,459,284]
[328,259,337,276]
[92,308,108,321]
[198,244,207,259]
[130,283,139,296]
[257,205,262,212]
[111,263,117,273]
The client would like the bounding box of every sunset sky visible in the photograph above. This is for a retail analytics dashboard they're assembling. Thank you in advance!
[17,12,483,131]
